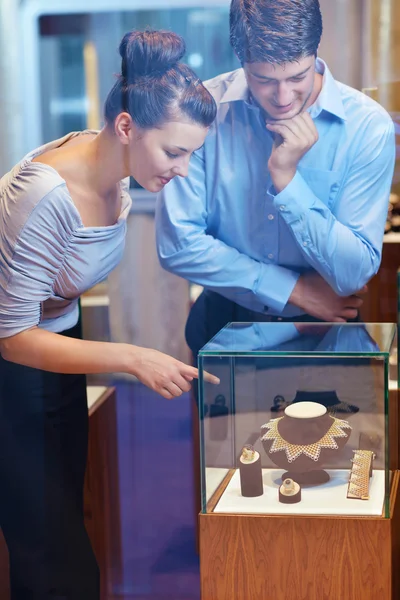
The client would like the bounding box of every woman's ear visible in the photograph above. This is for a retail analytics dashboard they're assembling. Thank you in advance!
[114,112,136,145]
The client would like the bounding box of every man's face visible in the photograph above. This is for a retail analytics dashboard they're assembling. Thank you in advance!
[244,55,317,121]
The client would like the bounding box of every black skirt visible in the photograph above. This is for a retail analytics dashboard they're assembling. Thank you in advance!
[0,323,100,599]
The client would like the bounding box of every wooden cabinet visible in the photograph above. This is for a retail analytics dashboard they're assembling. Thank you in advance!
[84,386,121,599]
[200,471,400,600]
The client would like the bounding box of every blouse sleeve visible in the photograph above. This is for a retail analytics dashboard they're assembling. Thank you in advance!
[0,163,80,338]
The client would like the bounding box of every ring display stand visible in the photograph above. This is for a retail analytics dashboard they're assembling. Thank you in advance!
[278,478,301,504]
[239,447,263,497]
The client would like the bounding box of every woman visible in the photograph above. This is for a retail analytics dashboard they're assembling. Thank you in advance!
[0,29,217,598]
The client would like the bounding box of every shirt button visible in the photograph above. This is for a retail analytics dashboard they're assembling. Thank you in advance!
[279,205,286,211]
[268,253,274,259]
[268,214,274,220]
[303,241,308,247]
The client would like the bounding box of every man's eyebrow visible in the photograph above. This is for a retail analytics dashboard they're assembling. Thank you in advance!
[251,66,312,81]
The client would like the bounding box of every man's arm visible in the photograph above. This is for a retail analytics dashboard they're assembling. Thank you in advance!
[156,146,365,321]
[156,147,300,314]
[267,113,396,296]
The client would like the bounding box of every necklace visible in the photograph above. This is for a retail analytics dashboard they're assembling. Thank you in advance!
[261,416,351,463]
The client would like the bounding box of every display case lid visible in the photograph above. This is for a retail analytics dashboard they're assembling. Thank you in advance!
[199,322,396,356]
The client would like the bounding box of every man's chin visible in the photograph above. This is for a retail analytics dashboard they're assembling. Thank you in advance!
[265,107,301,122]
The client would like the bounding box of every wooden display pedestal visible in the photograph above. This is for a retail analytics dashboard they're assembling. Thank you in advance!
[200,470,400,600]
[84,386,122,599]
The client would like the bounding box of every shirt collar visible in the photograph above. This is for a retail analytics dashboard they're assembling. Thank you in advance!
[220,69,250,105]
[310,58,346,121]
[220,58,346,121]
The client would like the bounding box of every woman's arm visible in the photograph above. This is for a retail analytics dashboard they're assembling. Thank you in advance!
[0,180,219,398]
[0,327,218,399]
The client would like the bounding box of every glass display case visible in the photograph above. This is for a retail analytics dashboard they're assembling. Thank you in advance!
[199,322,397,518]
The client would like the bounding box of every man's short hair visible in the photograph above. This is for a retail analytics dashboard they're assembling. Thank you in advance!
[229,0,323,64]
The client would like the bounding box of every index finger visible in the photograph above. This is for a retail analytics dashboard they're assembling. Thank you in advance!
[203,370,221,385]
[265,122,298,143]
[182,365,220,385]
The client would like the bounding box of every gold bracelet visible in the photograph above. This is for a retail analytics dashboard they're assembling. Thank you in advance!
[347,450,375,500]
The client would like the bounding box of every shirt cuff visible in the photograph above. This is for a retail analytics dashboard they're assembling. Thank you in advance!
[255,263,300,313]
[268,172,316,225]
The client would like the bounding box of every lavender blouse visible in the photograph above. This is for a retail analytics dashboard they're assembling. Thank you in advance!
[0,131,132,338]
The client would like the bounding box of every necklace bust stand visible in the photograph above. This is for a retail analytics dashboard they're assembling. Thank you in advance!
[292,390,359,415]
[239,445,264,497]
[261,402,352,485]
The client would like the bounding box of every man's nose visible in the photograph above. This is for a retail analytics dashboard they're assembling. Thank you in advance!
[275,83,292,106]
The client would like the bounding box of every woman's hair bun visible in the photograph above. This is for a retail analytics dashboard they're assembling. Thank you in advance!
[119,29,186,83]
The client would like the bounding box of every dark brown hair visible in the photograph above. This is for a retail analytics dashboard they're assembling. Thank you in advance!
[104,29,216,128]
[230,0,323,64]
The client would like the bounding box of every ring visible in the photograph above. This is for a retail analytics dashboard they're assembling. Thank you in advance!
[241,444,255,462]
[283,478,295,493]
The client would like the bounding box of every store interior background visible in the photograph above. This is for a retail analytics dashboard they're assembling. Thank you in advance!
[0,1,399,599]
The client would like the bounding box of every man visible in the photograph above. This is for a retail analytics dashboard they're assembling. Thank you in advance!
[156,0,395,360]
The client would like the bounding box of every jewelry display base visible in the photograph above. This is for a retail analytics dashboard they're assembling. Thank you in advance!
[211,468,385,516]
[200,470,400,600]
[282,468,330,485]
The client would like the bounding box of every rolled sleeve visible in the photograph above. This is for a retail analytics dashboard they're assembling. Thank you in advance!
[266,117,395,296]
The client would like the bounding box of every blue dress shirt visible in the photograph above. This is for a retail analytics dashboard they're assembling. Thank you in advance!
[156,59,395,317]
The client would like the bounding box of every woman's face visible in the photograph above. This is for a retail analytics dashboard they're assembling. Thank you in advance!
[127,119,209,192]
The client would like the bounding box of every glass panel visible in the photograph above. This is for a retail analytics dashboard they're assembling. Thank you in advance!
[38,8,234,147]
[199,323,397,519]
[39,15,90,142]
